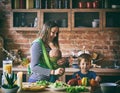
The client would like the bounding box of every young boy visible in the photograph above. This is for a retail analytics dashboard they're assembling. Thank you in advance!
[73,53,100,82]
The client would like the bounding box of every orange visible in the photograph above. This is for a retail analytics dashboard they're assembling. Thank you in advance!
[90,78,98,86]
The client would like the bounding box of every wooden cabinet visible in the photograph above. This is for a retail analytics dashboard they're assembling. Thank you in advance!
[10,0,120,31]
[103,9,120,31]
[71,9,103,31]
[11,9,40,31]
[40,9,71,31]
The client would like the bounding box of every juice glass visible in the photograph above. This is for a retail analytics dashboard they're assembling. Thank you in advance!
[3,60,12,74]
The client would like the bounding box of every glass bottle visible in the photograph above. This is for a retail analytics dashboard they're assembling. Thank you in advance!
[45,0,48,9]
[58,0,62,8]
[64,0,68,8]
[21,13,25,27]
[104,0,108,8]
[50,0,55,9]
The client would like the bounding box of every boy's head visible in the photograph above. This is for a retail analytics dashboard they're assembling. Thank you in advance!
[78,53,92,71]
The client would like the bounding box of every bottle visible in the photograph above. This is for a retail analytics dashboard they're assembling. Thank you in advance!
[104,0,108,8]
[21,13,25,27]
[58,0,62,8]
[64,0,68,8]
[34,0,40,9]
[2,75,4,85]
[45,0,48,9]
[50,0,55,9]
[34,17,38,27]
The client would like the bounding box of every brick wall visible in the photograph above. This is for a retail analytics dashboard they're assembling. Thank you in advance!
[0,2,120,66]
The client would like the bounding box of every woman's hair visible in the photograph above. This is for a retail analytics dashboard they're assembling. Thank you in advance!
[78,53,92,63]
[38,21,59,47]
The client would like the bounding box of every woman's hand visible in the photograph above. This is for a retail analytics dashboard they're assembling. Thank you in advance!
[55,68,65,76]
[57,57,66,66]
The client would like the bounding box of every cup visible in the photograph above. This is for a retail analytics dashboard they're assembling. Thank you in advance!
[92,21,98,28]
[3,60,12,74]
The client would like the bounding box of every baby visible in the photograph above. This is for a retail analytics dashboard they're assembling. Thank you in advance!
[49,42,62,69]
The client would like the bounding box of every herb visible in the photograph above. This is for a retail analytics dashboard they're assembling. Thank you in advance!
[66,86,88,93]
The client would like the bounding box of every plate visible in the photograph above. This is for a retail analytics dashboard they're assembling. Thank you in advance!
[22,82,46,91]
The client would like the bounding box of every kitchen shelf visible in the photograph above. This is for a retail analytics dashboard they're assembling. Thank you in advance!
[40,9,71,31]
[71,9,103,31]
[103,9,120,31]
[10,9,40,31]
[10,0,120,31]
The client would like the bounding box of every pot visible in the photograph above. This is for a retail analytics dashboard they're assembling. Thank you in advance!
[1,86,19,93]
[100,83,119,93]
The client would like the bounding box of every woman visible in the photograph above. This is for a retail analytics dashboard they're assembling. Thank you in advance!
[28,21,65,82]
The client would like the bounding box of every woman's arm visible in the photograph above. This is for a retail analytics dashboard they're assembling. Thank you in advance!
[30,42,51,76]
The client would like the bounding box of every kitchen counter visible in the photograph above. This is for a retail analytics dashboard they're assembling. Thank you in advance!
[64,67,120,76]
[0,67,120,75]
[0,67,120,83]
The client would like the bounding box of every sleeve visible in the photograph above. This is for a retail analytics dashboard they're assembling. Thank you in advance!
[30,41,51,76]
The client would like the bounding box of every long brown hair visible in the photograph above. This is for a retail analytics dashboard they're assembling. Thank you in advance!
[38,21,59,47]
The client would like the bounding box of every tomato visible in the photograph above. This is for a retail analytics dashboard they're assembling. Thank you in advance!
[78,80,82,85]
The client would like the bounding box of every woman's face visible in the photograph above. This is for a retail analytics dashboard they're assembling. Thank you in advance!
[80,59,91,72]
[49,26,59,41]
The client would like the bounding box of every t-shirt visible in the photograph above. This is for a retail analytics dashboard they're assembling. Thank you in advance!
[72,71,96,80]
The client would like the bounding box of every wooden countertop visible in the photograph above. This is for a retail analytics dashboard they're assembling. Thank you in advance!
[0,67,120,76]
[0,89,90,93]
[65,67,120,76]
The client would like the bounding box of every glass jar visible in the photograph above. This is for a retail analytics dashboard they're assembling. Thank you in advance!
[3,59,12,74]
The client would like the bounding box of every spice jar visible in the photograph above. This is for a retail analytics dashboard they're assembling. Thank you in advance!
[87,2,93,8]
[79,2,86,8]
[93,0,99,8]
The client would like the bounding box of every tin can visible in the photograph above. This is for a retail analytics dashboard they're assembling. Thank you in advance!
[87,2,93,8]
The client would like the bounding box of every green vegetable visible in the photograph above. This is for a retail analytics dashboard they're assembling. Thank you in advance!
[36,80,50,86]
[66,86,87,93]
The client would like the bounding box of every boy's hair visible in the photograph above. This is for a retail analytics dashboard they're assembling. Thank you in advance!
[78,53,92,64]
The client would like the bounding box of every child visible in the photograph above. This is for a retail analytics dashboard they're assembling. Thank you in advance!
[49,42,65,82]
[74,53,100,81]
[68,53,101,86]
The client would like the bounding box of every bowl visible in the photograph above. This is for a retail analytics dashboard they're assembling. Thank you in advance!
[100,83,118,93]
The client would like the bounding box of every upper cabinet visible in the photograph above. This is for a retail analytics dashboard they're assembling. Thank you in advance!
[10,0,120,31]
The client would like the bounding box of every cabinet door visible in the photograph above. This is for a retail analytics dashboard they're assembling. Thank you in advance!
[40,9,71,31]
[11,10,40,31]
[103,9,120,31]
[72,9,103,31]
